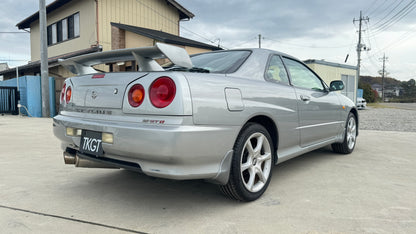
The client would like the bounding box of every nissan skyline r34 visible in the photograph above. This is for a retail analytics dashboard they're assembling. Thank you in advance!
[53,43,358,201]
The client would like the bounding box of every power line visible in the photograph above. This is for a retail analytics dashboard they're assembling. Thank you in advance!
[366,0,388,17]
[0,32,29,34]
[367,23,416,58]
[265,37,353,49]
[0,59,29,62]
[371,0,405,27]
[134,0,220,47]
[370,0,416,35]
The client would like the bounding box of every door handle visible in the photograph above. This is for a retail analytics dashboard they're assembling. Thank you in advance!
[300,95,310,101]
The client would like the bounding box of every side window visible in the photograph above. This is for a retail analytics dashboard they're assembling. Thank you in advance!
[265,55,289,85]
[283,58,325,91]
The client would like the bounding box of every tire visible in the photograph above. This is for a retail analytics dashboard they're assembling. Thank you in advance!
[332,112,357,154]
[220,123,274,201]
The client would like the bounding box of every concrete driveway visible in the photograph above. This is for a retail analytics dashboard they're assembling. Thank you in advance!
[0,115,415,233]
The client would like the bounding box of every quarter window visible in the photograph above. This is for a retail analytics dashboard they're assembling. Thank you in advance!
[283,58,325,91]
[265,55,289,85]
[47,12,80,46]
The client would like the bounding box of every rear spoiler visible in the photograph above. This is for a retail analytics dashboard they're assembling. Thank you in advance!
[58,43,193,75]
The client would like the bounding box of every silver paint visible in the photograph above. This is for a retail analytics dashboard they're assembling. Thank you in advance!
[53,46,358,184]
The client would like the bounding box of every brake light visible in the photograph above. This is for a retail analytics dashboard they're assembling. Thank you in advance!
[128,84,145,107]
[60,83,66,103]
[92,74,105,79]
[149,77,176,108]
[65,86,72,104]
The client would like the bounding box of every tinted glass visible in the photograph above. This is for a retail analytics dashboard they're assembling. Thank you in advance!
[190,51,251,73]
[265,55,289,85]
[283,58,325,91]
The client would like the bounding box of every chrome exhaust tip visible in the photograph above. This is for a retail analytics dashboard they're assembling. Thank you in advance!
[75,155,118,169]
[63,151,76,164]
[63,149,118,169]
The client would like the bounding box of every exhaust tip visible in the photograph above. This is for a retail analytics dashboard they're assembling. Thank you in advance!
[63,151,76,164]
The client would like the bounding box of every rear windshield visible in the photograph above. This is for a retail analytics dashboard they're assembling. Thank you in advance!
[190,50,251,73]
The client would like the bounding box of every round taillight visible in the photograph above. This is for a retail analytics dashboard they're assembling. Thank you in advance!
[149,77,176,108]
[128,84,145,107]
[60,83,66,103]
[65,86,72,104]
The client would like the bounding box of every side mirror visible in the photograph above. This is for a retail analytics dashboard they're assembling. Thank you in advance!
[329,80,344,91]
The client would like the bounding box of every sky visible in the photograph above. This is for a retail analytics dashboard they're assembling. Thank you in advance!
[1,0,415,81]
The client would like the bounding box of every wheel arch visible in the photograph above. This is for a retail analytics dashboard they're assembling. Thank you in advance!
[349,107,359,136]
[245,115,279,163]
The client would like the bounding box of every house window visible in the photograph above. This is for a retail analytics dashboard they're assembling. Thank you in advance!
[47,12,80,46]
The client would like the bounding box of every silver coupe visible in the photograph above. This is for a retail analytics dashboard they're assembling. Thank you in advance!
[53,43,358,201]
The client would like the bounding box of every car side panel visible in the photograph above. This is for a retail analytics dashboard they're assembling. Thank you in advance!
[295,88,344,147]
[184,73,300,159]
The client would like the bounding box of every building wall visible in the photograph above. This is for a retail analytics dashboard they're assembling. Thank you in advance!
[98,0,180,53]
[306,62,357,103]
[306,63,356,85]
[125,30,213,56]
[30,0,97,61]
[183,46,213,55]
[0,76,45,117]
[125,31,155,48]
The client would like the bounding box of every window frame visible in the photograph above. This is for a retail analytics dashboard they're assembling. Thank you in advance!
[282,57,328,92]
[264,54,290,86]
[47,12,80,46]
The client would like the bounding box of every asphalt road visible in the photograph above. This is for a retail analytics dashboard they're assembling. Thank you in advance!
[0,115,415,233]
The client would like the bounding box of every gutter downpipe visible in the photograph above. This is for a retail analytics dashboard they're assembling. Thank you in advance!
[95,0,99,46]
[16,66,20,116]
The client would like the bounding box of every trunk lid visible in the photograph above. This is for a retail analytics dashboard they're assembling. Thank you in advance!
[68,73,148,108]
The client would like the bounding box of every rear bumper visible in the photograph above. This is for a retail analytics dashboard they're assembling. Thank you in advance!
[53,114,239,184]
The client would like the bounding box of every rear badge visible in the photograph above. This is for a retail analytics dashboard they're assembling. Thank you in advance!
[91,91,97,99]
[114,88,118,94]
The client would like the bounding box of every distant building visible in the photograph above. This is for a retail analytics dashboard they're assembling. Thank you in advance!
[304,59,358,103]
[372,83,402,99]
[0,63,9,71]
[371,84,383,97]
[0,0,220,109]
[0,63,9,81]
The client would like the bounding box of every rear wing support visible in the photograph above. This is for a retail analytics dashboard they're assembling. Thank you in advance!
[59,43,193,75]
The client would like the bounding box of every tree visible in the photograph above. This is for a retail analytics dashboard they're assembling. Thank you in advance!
[401,79,416,102]
[359,82,375,103]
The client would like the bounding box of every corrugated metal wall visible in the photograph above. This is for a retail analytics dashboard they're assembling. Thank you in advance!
[0,76,56,117]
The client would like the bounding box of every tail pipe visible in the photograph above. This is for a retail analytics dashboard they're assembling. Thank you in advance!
[63,151,118,169]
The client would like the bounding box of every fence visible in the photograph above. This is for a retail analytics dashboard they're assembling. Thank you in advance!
[0,86,19,115]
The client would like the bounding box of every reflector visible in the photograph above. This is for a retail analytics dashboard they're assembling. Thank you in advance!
[60,83,66,103]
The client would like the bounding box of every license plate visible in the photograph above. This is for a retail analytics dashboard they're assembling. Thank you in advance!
[80,130,103,156]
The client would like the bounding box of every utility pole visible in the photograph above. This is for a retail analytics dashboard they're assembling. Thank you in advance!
[258,34,262,48]
[39,0,50,117]
[353,11,369,104]
[379,53,388,102]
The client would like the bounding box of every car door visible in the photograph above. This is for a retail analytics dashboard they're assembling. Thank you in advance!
[264,55,300,156]
[282,57,343,147]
